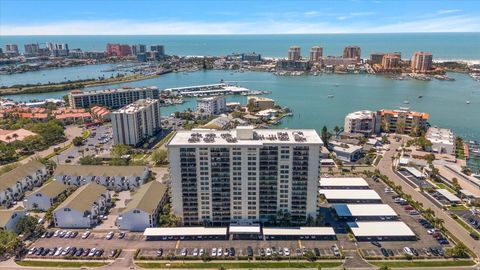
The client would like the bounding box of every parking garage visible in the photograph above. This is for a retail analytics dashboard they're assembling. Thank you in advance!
[347,221,416,241]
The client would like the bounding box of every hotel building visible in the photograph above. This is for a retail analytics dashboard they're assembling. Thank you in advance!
[309,46,323,62]
[370,53,386,65]
[381,54,401,70]
[68,86,160,109]
[411,51,433,72]
[288,46,301,60]
[344,110,381,136]
[111,98,161,146]
[196,96,227,115]
[167,126,322,226]
[343,46,361,61]
[379,108,429,135]
[106,43,132,57]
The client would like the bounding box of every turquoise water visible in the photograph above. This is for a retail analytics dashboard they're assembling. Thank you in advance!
[4,70,479,139]
[2,33,480,60]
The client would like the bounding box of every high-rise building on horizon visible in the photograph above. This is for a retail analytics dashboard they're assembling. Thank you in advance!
[131,44,147,56]
[150,45,165,55]
[381,54,401,70]
[24,43,40,57]
[112,98,161,146]
[167,126,322,226]
[370,52,386,65]
[343,46,361,61]
[4,44,19,56]
[288,46,301,60]
[411,51,433,73]
[309,46,323,62]
[106,43,132,57]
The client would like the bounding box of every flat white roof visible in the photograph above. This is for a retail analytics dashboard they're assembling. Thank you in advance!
[143,227,227,236]
[348,221,415,237]
[319,189,381,200]
[229,225,261,234]
[333,204,398,217]
[436,189,461,202]
[263,227,335,236]
[404,167,425,178]
[320,177,369,187]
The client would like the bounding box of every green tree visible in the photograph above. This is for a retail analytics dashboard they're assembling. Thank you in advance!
[304,250,317,262]
[321,126,331,149]
[446,243,469,258]
[151,149,168,165]
[72,136,84,146]
[111,144,131,158]
[0,230,22,256]
[16,216,38,235]
[79,155,103,165]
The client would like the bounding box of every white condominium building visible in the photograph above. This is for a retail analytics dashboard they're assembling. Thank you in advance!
[425,127,455,155]
[344,110,381,136]
[68,86,160,109]
[167,126,322,226]
[112,98,161,146]
[196,96,226,115]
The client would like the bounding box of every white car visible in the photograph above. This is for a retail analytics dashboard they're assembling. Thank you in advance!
[53,230,60,237]
[403,247,414,256]
[61,247,71,256]
[82,230,91,239]
[211,248,217,256]
[106,231,114,240]
[54,247,63,256]
[180,248,187,256]
[199,249,204,256]
[65,231,71,238]
[193,248,199,256]
[28,247,37,255]
[88,248,97,257]
[266,248,272,256]
[284,247,290,256]
[217,248,222,256]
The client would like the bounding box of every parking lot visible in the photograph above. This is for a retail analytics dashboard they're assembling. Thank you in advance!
[451,209,480,233]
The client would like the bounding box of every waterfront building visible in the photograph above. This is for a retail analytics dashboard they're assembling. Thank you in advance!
[425,127,455,155]
[68,49,84,58]
[106,43,132,57]
[196,96,226,115]
[379,108,429,135]
[150,45,165,55]
[68,86,160,109]
[288,46,301,60]
[0,208,26,233]
[53,183,111,228]
[54,165,150,191]
[321,56,357,66]
[343,46,361,61]
[381,54,401,70]
[247,96,275,110]
[117,181,168,232]
[241,52,262,63]
[309,46,323,62]
[276,59,310,71]
[167,126,322,226]
[111,99,161,146]
[24,181,68,211]
[0,161,48,208]
[83,51,106,59]
[131,44,147,56]
[332,144,364,162]
[46,43,69,57]
[24,43,40,57]
[344,110,381,136]
[4,44,19,56]
[411,51,433,72]
[370,53,386,64]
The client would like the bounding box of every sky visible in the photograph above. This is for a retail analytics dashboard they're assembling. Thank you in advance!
[1,0,479,35]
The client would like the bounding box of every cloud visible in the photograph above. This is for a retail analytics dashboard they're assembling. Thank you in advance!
[304,11,320,17]
[1,15,479,35]
[337,16,348,20]
[437,9,461,15]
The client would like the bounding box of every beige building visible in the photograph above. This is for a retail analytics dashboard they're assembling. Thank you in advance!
[343,46,361,61]
[309,46,323,62]
[411,51,433,72]
[381,54,401,70]
[288,46,301,60]
[247,96,275,110]
[379,108,429,135]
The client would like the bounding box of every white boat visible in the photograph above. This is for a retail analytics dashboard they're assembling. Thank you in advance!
[328,95,334,98]
[403,101,410,104]
[466,101,471,104]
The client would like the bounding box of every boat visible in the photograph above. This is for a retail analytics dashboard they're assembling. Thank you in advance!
[328,95,334,98]
[466,101,471,104]
[403,101,410,104]
[334,83,339,87]
[418,95,423,98]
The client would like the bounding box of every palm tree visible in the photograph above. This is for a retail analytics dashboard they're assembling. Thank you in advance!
[5,135,11,143]
[11,133,18,142]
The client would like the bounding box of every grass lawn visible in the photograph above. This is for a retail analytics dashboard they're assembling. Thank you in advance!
[17,261,108,268]
[136,261,342,269]
[369,260,476,268]
[433,182,456,194]
[448,204,469,211]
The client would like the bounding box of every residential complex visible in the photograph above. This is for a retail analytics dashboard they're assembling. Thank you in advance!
[309,46,323,62]
[106,43,132,57]
[68,86,160,109]
[379,108,429,135]
[111,98,162,146]
[196,96,227,115]
[0,161,48,208]
[117,181,168,232]
[344,110,381,136]
[53,165,150,191]
[167,126,322,226]
[343,46,361,61]
[381,53,401,70]
[411,51,433,72]
[247,96,275,110]
[24,181,68,211]
[0,208,26,233]
[370,52,386,64]
[425,127,455,155]
[53,183,111,228]
[287,46,301,60]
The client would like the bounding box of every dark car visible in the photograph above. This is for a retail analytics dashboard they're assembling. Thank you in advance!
[156,248,163,257]
[387,249,394,257]
[35,247,44,256]
[41,248,50,256]
[76,248,84,257]
[296,249,302,257]
[119,232,126,239]
[46,231,54,238]
[313,248,320,256]
[83,248,90,257]
[229,247,235,257]
[381,248,389,257]
[410,247,419,256]
[70,232,78,238]
[470,233,479,240]
[95,249,104,257]
[259,248,265,256]
[49,247,57,256]
[70,247,77,256]
[110,249,118,258]
[371,241,382,247]
[246,246,253,257]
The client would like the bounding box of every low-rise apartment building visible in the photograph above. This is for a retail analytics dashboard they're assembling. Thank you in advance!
[425,127,455,155]
[0,161,48,208]
[167,126,322,226]
[379,108,429,135]
[247,96,275,110]
[117,181,168,232]
[68,86,160,109]
[344,110,381,136]
[53,183,111,228]
[196,96,226,115]
[0,208,26,233]
[53,165,149,191]
[24,181,68,211]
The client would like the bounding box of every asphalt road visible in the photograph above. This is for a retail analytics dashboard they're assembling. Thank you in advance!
[377,136,480,259]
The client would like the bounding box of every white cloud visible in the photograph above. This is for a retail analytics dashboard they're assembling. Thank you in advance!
[1,15,479,35]
[437,9,461,15]
[337,16,348,20]
[304,11,320,17]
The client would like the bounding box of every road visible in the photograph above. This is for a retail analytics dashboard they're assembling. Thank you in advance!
[377,136,480,259]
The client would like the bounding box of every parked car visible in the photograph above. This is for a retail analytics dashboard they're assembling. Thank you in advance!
[266,247,272,256]
[314,248,320,256]
[82,230,90,239]
[180,248,187,256]
[284,247,290,256]
[211,248,217,257]
[76,248,84,257]
[28,247,37,255]
[259,248,265,256]
[371,241,382,247]
[229,247,235,256]
[156,248,163,257]
[118,232,126,239]
[192,248,199,256]
[49,247,57,256]
[247,246,253,257]
[470,232,480,240]
[54,247,63,256]
[106,231,114,240]
[83,248,90,257]
[403,247,414,256]
[380,248,389,257]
